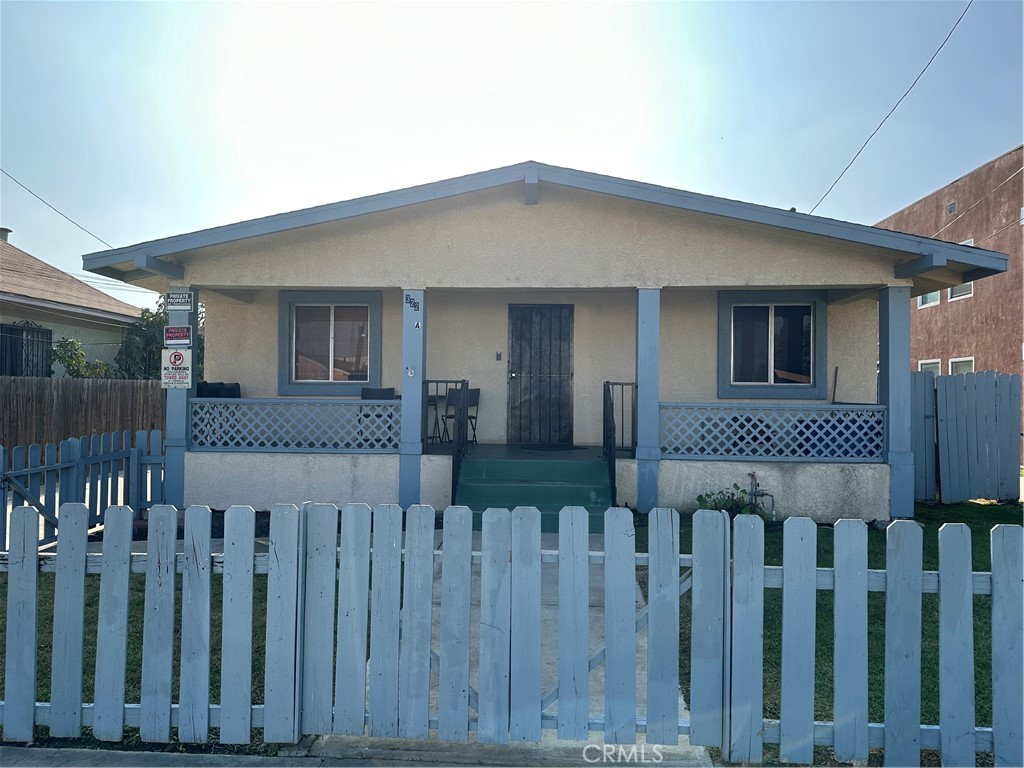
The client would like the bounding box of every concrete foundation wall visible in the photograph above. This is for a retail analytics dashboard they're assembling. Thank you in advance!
[184,451,400,511]
[657,460,890,522]
[184,451,453,513]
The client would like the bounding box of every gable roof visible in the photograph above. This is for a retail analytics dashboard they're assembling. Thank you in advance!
[2,240,141,323]
[82,160,1008,285]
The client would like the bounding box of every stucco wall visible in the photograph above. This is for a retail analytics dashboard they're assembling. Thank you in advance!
[657,460,890,522]
[203,286,880,441]
[0,304,129,376]
[203,288,405,397]
[426,289,635,445]
[180,183,906,292]
[184,451,400,511]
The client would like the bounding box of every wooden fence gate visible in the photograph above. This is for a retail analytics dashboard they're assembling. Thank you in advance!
[0,430,165,549]
[911,371,1022,502]
[1,503,1022,766]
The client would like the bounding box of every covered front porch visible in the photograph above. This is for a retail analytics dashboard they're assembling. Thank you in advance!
[174,284,903,520]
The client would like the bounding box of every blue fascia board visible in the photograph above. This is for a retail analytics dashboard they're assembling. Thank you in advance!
[82,160,1010,280]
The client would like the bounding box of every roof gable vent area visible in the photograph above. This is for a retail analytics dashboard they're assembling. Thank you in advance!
[948,201,957,215]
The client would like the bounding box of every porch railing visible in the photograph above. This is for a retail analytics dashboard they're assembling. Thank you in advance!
[448,379,470,500]
[660,402,886,462]
[189,398,400,453]
[601,382,636,505]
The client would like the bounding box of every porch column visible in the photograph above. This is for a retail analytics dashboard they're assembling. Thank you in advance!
[636,288,661,513]
[399,289,426,508]
[164,287,198,509]
[878,286,913,518]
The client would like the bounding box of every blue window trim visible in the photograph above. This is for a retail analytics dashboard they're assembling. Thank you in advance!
[278,290,382,396]
[717,290,828,400]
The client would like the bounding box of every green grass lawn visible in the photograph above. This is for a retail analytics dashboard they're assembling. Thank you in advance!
[1,500,1019,761]
[634,500,1021,766]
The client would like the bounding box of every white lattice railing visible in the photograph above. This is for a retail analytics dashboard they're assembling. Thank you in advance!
[189,398,400,453]
[660,403,886,462]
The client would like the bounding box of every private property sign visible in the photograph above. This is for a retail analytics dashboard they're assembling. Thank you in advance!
[166,290,194,312]
[163,325,192,347]
[161,348,192,389]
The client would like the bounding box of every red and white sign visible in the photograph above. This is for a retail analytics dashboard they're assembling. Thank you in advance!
[161,348,192,389]
[164,325,192,347]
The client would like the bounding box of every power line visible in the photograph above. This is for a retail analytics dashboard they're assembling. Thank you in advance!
[1,167,114,248]
[975,217,1021,248]
[808,0,974,215]
[932,166,1023,238]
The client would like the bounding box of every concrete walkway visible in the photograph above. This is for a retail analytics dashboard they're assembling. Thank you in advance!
[55,528,711,767]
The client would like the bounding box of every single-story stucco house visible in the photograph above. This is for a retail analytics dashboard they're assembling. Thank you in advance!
[82,162,1008,523]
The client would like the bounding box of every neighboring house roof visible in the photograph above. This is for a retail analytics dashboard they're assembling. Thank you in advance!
[2,239,141,324]
[82,160,1009,290]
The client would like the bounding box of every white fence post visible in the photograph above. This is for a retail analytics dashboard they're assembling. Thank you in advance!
[689,508,731,751]
[729,514,764,763]
[3,506,39,741]
[883,520,923,767]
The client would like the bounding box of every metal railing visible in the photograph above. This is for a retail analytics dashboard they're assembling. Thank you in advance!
[659,402,886,462]
[189,398,400,453]
[449,380,470,501]
[602,382,636,506]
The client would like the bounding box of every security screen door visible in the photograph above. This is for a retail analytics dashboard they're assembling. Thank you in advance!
[506,304,573,445]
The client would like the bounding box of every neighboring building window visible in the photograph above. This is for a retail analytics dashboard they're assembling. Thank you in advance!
[0,322,52,377]
[949,357,975,375]
[918,291,940,308]
[947,201,957,215]
[278,291,382,395]
[918,360,941,375]
[717,290,828,399]
[948,239,974,300]
[948,283,973,300]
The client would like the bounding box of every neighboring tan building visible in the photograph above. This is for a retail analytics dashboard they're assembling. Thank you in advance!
[876,145,1023,378]
[83,161,1008,522]
[0,230,141,376]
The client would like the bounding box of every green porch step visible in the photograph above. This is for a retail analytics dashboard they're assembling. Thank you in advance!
[455,456,612,532]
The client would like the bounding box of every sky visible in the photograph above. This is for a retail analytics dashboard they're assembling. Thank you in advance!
[1,0,1021,309]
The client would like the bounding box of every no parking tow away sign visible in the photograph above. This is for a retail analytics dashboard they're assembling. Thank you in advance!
[161,348,193,389]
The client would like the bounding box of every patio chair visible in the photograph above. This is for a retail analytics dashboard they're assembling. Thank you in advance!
[441,387,479,444]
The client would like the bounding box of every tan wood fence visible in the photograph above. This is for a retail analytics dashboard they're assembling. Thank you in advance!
[0,376,165,449]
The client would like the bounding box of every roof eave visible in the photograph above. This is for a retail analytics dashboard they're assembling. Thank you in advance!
[82,160,1011,283]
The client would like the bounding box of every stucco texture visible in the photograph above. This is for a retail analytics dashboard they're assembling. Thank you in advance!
[203,286,880,442]
[657,459,890,522]
[1,304,128,376]
[180,183,904,292]
[184,452,399,511]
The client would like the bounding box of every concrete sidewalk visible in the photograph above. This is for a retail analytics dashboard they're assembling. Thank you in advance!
[1,736,712,767]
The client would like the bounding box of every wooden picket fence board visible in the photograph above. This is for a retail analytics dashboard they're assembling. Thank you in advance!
[1,430,166,548]
[1,502,1021,767]
[914,370,1022,502]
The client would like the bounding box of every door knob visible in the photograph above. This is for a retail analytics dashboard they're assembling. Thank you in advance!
[510,372,517,378]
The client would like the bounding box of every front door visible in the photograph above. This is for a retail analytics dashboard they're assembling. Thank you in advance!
[507,304,573,445]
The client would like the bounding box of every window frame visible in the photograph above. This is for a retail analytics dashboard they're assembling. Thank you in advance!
[918,359,941,375]
[917,291,940,308]
[948,356,975,375]
[278,290,382,396]
[717,290,828,400]
[948,239,975,301]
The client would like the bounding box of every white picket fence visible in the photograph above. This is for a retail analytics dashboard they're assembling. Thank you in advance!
[1,503,1022,767]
